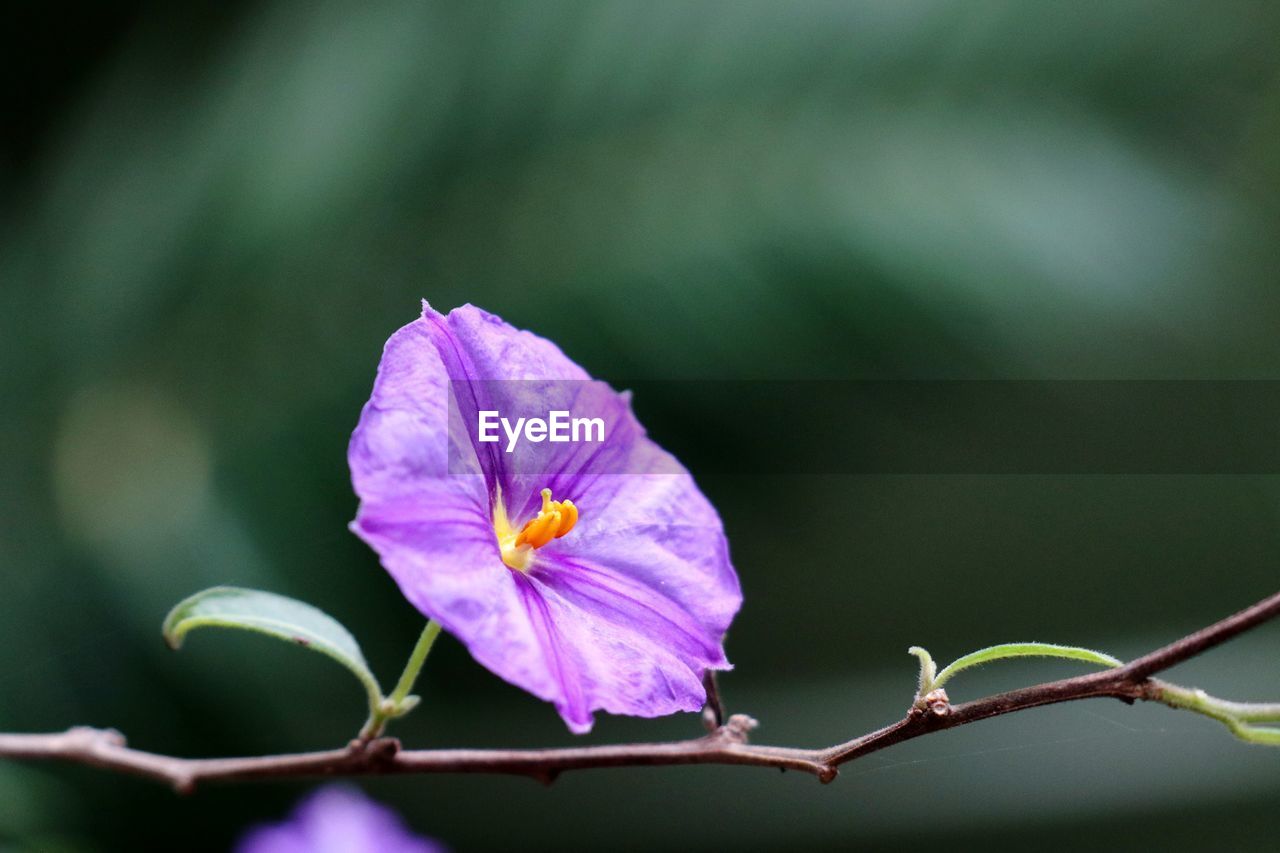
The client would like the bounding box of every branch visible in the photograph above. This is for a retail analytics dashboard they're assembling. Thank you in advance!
[3,589,1278,793]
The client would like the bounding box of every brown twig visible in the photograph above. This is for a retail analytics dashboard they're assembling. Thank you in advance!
[3,590,1278,793]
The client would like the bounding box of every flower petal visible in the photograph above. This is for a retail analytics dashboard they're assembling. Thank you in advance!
[418,303,591,506]
[348,315,484,502]
[524,550,733,729]
[236,785,445,853]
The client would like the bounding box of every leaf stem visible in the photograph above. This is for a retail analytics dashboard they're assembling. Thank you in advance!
[389,620,442,706]
[359,620,441,741]
[1155,681,1280,745]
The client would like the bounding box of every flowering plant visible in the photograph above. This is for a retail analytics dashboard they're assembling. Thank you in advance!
[153,305,1280,761]
[162,303,742,739]
[347,303,742,732]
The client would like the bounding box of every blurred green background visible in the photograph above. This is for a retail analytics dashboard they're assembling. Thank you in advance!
[4,1,1280,850]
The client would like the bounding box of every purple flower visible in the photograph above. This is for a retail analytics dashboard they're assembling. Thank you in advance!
[348,303,742,732]
[235,786,445,853]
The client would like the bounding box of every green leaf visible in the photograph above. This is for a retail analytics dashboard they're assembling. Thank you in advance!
[907,646,938,696]
[932,642,1123,690]
[162,586,384,715]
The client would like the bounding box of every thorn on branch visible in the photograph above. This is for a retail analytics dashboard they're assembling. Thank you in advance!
[68,726,125,751]
[370,738,400,761]
[173,773,197,796]
[910,688,951,720]
[720,713,758,744]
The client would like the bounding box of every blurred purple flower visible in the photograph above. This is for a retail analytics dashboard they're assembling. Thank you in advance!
[349,303,741,732]
[235,786,444,853]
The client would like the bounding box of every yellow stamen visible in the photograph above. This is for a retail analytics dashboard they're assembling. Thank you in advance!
[495,487,579,572]
[555,501,577,537]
